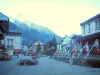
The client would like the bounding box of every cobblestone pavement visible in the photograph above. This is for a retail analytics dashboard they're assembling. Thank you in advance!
[0,56,100,75]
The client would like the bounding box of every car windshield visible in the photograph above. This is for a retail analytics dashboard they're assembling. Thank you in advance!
[0,0,100,75]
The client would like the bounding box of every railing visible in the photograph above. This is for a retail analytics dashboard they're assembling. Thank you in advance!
[76,55,100,60]
[61,55,100,60]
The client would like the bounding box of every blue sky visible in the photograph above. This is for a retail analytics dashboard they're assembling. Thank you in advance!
[0,0,100,37]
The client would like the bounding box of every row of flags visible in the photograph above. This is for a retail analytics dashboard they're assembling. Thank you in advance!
[72,39,100,56]
[54,39,100,57]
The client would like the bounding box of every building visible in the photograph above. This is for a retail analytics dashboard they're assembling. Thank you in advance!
[0,12,9,54]
[61,35,71,50]
[80,13,100,55]
[4,22,22,55]
[61,35,72,53]
[31,41,44,56]
[80,13,100,67]
[71,34,82,49]
[4,30,22,55]
[56,40,62,51]
[22,45,29,55]
[0,12,9,37]
[81,14,100,37]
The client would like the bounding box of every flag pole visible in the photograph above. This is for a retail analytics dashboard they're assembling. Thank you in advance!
[72,44,81,58]
[65,47,70,56]
[75,42,88,59]
[81,39,98,64]
[64,47,68,56]
[84,39,98,59]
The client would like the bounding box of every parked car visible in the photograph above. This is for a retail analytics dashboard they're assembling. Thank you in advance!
[0,52,12,61]
[18,56,38,65]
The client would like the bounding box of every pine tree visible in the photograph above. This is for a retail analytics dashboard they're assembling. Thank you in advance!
[51,35,57,51]
[44,41,51,55]
[47,35,57,56]
[52,35,57,46]
[44,43,49,55]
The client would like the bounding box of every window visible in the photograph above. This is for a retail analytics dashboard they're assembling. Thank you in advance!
[83,26,85,34]
[10,39,13,46]
[95,20,98,30]
[88,24,91,33]
[95,19,100,30]
[7,39,9,46]
[7,39,13,47]
[98,19,100,29]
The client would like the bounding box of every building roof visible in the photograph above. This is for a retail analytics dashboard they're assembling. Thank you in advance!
[71,34,82,39]
[33,41,44,46]
[80,13,100,26]
[8,31,22,34]
[9,22,22,33]
[0,12,9,21]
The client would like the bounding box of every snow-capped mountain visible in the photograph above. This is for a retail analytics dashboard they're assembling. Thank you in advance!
[10,15,55,35]
[9,14,62,45]
[24,20,55,35]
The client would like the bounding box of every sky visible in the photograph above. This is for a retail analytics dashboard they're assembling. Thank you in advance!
[0,0,100,37]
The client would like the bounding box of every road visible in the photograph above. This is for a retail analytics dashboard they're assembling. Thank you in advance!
[0,56,100,75]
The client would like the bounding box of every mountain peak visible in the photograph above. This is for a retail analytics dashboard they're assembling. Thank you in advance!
[9,15,62,44]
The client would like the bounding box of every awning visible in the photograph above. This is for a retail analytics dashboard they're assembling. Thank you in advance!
[81,32,100,41]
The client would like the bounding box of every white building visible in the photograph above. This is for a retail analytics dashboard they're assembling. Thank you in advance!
[4,31,22,55]
[80,13,100,55]
[31,41,44,56]
[61,35,71,51]
[81,13,100,36]
[56,41,62,51]
[33,41,44,53]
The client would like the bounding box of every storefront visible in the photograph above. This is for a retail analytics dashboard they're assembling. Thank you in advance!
[81,32,100,55]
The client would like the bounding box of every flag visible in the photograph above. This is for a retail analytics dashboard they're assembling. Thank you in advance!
[59,50,62,56]
[75,48,78,54]
[94,39,99,48]
[98,48,100,54]
[76,42,88,59]
[57,50,60,56]
[84,43,89,52]
[82,43,89,55]
[64,47,69,56]
[78,43,83,52]
[72,44,77,53]
[93,39,100,54]
[72,44,79,57]
[62,50,66,56]
[84,39,99,60]
[54,50,58,56]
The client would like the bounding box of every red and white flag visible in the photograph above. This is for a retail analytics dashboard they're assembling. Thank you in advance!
[84,43,89,52]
